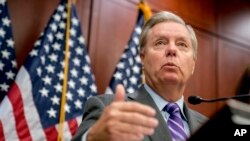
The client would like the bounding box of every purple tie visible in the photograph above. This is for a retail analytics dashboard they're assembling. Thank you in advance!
[164,103,188,141]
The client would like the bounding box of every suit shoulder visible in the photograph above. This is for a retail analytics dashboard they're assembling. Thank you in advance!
[189,109,208,123]
[86,94,115,106]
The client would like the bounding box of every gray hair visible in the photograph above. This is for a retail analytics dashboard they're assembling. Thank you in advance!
[139,11,198,59]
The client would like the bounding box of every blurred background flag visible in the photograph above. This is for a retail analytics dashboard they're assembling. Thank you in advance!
[0,0,18,102]
[0,0,97,140]
[105,1,152,94]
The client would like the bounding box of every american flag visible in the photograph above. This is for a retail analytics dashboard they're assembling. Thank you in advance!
[105,9,144,94]
[0,0,18,102]
[0,0,97,140]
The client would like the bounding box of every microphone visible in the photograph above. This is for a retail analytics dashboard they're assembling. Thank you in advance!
[188,94,250,105]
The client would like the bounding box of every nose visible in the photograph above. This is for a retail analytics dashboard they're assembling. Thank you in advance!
[165,42,177,57]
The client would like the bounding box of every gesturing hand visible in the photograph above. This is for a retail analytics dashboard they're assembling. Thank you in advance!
[87,84,158,141]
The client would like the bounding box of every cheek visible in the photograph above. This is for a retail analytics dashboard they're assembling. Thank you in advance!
[183,58,195,75]
[143,54,162,72]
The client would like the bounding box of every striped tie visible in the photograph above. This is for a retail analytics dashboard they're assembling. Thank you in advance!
[164,103,188,141]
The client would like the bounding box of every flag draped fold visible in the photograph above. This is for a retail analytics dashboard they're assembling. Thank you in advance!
[105,2,152,94]
[0,0,17,102]
[0,0,97,140]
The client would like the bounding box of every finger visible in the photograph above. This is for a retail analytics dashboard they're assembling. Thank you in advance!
[104,103,158,128]
[109,121,156,136]
[110,101,156,117]
[114,84,126,102]
[114,133,144,141]
[109,131,144,141]
[118,112,159,128]
[88,122,144,141]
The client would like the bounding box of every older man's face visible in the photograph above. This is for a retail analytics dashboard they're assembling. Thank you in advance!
[141,22,195,86]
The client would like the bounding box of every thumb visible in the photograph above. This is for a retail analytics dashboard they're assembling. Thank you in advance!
[114,84,126,102]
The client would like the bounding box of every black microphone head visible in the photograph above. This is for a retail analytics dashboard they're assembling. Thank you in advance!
[188,96,203,105]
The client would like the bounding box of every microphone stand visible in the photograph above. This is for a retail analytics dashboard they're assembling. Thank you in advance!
[201,94,250,103]
[188,94,250,105]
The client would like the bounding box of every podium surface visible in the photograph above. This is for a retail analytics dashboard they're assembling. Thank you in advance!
[188,99,250,141]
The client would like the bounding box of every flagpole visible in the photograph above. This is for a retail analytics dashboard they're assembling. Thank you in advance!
[138,1,152,84]
[57,0,72,140]
[138,0,152,22]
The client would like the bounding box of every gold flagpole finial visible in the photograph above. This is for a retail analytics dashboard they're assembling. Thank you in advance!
[138,1,152,22]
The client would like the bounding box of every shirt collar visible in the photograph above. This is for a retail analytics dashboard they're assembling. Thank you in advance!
[144,84,188,121]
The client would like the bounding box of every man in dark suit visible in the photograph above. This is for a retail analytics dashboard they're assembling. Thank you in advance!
[72,11,207,141]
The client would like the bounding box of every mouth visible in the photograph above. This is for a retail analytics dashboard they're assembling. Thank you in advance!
[162,62,179,70]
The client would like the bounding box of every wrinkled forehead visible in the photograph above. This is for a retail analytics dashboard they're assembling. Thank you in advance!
[147,22,192,43]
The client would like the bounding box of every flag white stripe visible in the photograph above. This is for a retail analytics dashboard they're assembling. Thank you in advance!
[0,98,19,141]
[56,120,72,140]
[64,122,72,140]
[76,116,82,126]
[16,67,46,141]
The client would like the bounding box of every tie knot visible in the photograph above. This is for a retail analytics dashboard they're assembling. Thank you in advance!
[164,103,180,115]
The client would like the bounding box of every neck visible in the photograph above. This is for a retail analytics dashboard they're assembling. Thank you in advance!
[146,81,185,102]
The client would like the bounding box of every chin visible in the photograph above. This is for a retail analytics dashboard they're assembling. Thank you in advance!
[161,76,179,84]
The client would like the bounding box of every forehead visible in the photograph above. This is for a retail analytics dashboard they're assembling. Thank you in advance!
[149,22,191,40]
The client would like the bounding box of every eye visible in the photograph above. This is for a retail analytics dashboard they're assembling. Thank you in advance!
[155,40,166,46]
[177,42,188,48]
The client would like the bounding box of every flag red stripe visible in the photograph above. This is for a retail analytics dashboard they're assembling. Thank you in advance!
[8,83,32,141]
[44,126,58,141]
[68,118,78,136]
[0,121,5,141]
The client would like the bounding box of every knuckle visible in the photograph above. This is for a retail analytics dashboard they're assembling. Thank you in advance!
[105,121,115,133]
[106,110,117,119]
[110,102,118,108]
[104,107,118,119]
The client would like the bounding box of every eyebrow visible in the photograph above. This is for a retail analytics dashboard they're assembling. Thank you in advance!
[176,36,190,42]
[152,35,168,41]
[153,34,190,42]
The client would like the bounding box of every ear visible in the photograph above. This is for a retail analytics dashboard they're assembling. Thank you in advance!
[191,64,195,75]
[140,50,145,67]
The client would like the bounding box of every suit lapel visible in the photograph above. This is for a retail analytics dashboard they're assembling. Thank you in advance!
[184,105,197,134]
[126,85,207,140]
[127,85,172,141]
[183,104,205,135]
